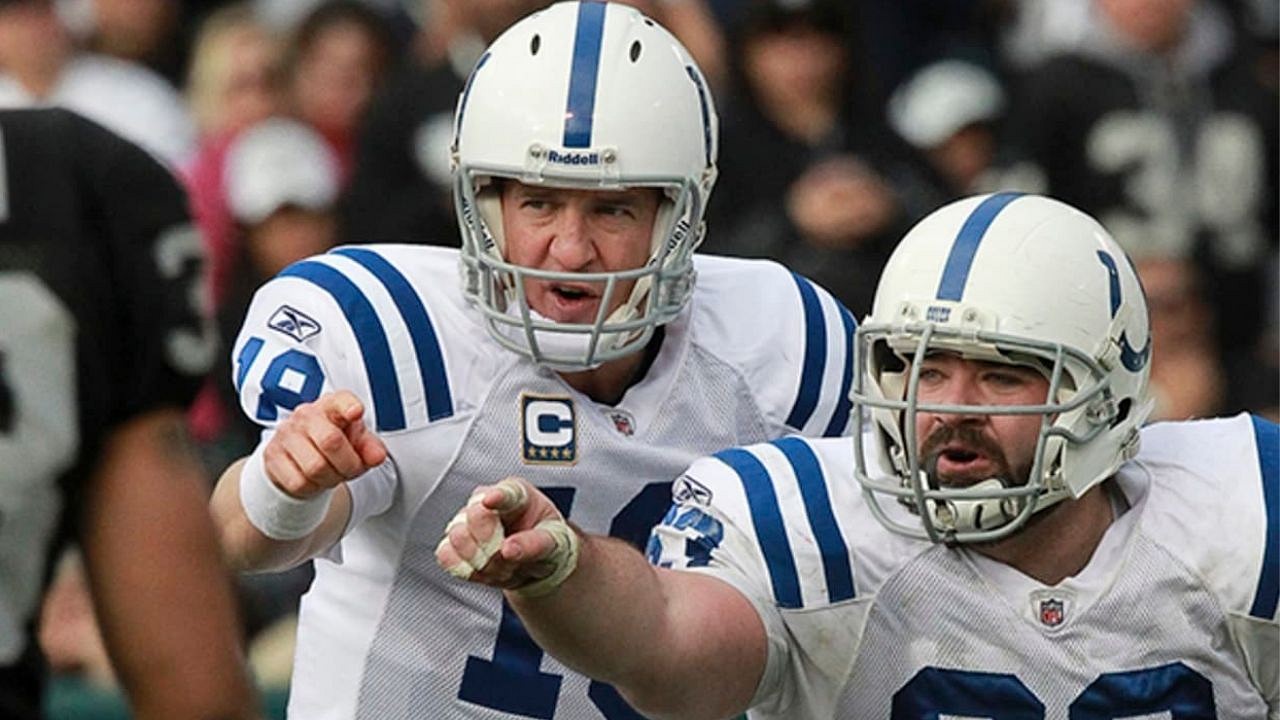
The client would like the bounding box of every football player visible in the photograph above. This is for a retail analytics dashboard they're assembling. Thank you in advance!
[441,193,1278,719]
[0,108,255,719]
[210,2,856,717]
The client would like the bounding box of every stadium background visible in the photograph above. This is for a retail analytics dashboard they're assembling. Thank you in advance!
[2,0,1272,716]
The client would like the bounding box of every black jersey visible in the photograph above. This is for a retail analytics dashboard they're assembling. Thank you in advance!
[0,108,216,717]
[999,41,1277,356]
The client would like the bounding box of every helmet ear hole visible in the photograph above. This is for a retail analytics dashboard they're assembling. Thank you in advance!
[1112,398,1132,428]
[530,34,541,55]
[630,40,642,62]
[873,339,904,375]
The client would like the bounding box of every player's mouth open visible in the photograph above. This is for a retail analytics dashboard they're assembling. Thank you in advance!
[933,444,995,481]
[552,284,595,301]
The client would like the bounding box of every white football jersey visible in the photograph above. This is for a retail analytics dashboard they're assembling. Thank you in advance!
[651,413,1279,719]
[230,245,856,718]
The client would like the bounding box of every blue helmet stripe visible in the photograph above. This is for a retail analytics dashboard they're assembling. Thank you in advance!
[715,448,802,608]
[563,1,607,148]
[685,65,713,166]
[333,248,454,422]
[773,437,855,602]
[279,261,406,431]
[823,303,856,437]
[936,192,1023,301]
[1249,414,1279,619]
[786,273,827,431]
[454,52,490,138]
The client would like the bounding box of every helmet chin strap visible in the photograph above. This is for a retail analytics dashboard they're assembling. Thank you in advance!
[923,476,1074,538]
[926,478,1023,535]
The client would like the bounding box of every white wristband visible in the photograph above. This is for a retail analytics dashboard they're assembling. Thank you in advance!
[239,448,334,541]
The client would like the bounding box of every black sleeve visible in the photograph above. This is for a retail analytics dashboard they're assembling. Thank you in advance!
[70,111,216,422]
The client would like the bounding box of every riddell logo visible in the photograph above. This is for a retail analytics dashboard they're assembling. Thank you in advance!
[547,149,600,166]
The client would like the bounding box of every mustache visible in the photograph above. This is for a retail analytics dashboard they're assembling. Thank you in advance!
[919,424,1013,485]
[920,423,1005,460]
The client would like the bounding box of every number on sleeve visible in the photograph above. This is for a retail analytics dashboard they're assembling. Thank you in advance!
[253,348,325,422]
[154,223,218,375]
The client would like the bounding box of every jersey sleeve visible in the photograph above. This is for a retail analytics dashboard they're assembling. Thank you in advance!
[72,110,216,421]
[692,257,858,439]
[1234,415,1279,711]
[647,436,861,717]
[230,246,459,434]
[230,247,462,530]
[1137,414,1279,709]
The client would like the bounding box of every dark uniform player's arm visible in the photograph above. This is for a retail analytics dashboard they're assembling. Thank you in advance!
[66,113,258,719]
[81,410,258,718]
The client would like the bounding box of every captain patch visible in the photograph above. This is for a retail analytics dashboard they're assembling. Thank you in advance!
[521,394,577,465]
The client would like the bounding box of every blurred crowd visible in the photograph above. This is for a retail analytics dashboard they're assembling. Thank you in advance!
[5,0,1274,713]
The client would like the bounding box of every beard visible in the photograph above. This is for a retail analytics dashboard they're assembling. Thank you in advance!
[919,423,1032,490]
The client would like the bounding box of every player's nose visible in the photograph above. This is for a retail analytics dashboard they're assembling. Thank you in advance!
[547,207,596,270]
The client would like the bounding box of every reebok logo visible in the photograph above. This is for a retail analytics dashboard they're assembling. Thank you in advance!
[267,305,322,342]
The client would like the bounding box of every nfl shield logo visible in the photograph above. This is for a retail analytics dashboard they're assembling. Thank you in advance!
[607,410,635,437]
[1038,598,1065,628]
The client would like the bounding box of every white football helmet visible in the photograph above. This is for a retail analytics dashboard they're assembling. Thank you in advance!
[452,0,719,369]
[852,193,1154,544]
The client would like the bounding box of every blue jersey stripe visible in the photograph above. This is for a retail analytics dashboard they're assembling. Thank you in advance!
[1249,414,1279,619]
[562,1,607,148]
[773,438,855,602]
[936,192,1023,301]
[715,448,802,609]
[785,273,826,431]
[822,303,856,437]
[235,337,265,392]
[279,261,406,431]
[333,248,454,422]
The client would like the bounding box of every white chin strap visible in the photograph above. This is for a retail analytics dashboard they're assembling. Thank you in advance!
[924,477,1073,538]
[926,479,1022,535]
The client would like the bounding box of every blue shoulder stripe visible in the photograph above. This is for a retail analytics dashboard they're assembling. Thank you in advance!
[936,192,1023,301]
[773,437,855,602]
[1249,414,1278,619]
[714,448,801,609]
[786,273,826,431]
[279,261,406,431]
[563,1,607,148]
[332,248,454,421]
[234,337,264,392]
[822,303,856,437]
